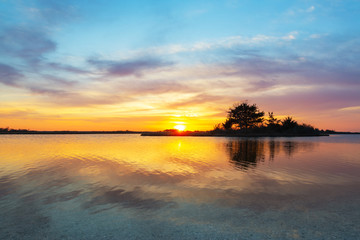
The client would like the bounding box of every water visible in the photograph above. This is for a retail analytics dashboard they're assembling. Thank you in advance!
[0,134,359,239]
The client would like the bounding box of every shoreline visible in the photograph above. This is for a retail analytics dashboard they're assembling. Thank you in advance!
[0,131,141,135]
[140,132,330,137]
[0,131,358,136]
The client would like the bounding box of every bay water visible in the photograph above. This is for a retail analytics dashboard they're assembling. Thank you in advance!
[0,134,359,239]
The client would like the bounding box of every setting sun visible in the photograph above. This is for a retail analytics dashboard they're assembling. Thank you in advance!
[174,125,186,131]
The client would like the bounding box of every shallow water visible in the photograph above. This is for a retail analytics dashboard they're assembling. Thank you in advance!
[0,134,359,239]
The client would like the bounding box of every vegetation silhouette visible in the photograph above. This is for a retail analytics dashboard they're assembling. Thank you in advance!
[0,127,141,134]
[213,101,327,136]
[224,102,264,132]
[0,127,30,133]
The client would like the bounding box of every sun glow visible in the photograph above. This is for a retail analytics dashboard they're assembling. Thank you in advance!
[174,125,186,131]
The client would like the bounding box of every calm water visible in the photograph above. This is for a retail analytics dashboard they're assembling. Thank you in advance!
[0,134,359,239]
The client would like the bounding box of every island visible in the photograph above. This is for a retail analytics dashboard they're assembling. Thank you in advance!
[141,102,357,137]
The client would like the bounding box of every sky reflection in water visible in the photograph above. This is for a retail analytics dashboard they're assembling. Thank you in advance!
[0,135,359,239]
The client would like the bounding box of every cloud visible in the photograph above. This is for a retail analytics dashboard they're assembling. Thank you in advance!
[46,62,88,74]
[0,26,56,65]
[9,30,358,113]
[26,0,78,26]
[255,87,360,115]
[339,106,360,112]
[215,34,360,89]
[0,25,87,96]
[306,6,315,13]
[0,109,61,119]
[88,57,173,77]
[309,34,322,39]
[0,2,84,93]
[116,79,195,95]
[55,94,131,107]
[40,74,77,86]
[0,63,23,86]
[166,93,228,109]
[245,79,278,92]
[26,86,68,96]
[25,86,131,107]
[128,33,295,58]
[282,31,298,40]
[286,5,316,15]
[228,56,297,77]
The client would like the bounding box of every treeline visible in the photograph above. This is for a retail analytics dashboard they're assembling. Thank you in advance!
[212,102,327,136]
[0,127,30,133]
[0,128,141,134]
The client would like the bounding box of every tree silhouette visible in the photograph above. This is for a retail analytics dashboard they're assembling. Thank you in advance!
[222,118,234,130]
[267,112,280,127]
[281,116,298,129]
[225,102,265,131]
[212,102,325,136]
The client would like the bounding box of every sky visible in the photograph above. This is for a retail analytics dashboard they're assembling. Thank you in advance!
[0,0,359,131]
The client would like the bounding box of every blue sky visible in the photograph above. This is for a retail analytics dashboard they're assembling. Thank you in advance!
[0,0,359,131]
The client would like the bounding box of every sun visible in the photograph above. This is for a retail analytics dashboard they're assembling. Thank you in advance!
[174,125,186,131]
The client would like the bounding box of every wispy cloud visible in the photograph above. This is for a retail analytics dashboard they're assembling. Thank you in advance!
[25,0,78,26]
[165,93,229,109]
[88,57,173,77]
[46,62,88,74]
[0,63,23,86]
[306,6,315,13]
[135,32,298,57]
[339,106,360,111]
[286,5,316,15]
[117,79,195,95]
[0,109,61,119]
[0,27,56,65]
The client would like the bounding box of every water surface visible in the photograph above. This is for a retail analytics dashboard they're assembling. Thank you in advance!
[0,134,359,239]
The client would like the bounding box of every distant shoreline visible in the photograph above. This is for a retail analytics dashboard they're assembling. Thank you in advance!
[0,131,141,135]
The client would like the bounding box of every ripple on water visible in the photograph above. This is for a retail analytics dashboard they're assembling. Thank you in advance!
[0,134,359,239]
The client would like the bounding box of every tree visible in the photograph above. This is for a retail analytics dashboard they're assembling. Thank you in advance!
[226,102,265,131]
[267,112,280,127]
[281,116,298,129]
[222,118,234,130]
